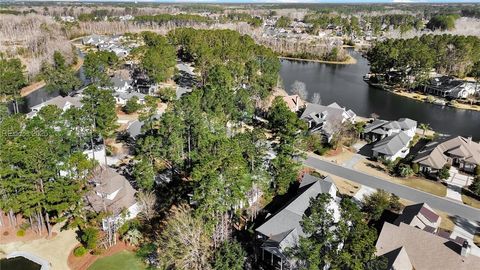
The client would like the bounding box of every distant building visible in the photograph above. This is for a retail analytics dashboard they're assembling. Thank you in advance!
[413,136,480,175]
[255,174,340,270]
[424,76,478,99]
[28,95,82,118]
[300,102,356,142]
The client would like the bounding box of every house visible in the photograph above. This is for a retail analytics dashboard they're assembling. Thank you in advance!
[375,222,478,270]
[282,95,306,112]
[300,102,356,142]
[27,95,82,118]
[114,91,146,106]
[255,174,340,270]
[424,76,478,99]
[394,203,441,233]
[372,131,412,161]
[362,118,417,143]
[85,167,140,231]
[110,73,132,93]
[412,136,480,175]
[82,34,108,46]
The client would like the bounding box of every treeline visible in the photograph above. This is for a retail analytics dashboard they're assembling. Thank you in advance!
[304,13,360,35]
[366,14,423,35]
[134,14,211,25]
[222,13,263,27]
[367,34,480,83]
[426,14,460,31]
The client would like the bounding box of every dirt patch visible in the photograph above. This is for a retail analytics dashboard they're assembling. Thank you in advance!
[68,240,135,270]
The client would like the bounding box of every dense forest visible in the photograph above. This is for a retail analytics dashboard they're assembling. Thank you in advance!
[367,34,480,83]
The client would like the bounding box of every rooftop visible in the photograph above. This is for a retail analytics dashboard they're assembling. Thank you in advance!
[372,131,411,155]
[376,222,480,270]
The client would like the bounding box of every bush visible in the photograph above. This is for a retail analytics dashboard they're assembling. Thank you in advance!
[438,165,451,180]
[469,177,480,197]
[398,164,414,178]
[80,227,99,250]
[73,246,87,257]
[158,87,176,102]
[16,229,25,237]
[412,163,420,174]
[123,96,142,114]
[475,164,480,176]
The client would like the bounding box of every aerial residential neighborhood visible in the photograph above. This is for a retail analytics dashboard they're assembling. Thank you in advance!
[1,1,480,270]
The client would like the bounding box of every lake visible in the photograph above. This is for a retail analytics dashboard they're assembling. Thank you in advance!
[280,50,480,140]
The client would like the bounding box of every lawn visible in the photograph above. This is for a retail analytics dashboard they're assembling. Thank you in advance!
[88,250,146,270]
[462,194,480,209]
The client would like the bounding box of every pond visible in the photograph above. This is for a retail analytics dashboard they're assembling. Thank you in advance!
[0,256,42,270]
[280,50,480,140]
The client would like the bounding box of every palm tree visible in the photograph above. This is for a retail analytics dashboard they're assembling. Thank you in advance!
[419,123,430,136]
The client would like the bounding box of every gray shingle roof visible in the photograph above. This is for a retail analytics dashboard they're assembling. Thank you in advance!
[256,174,336,247]
[372,131,411,155]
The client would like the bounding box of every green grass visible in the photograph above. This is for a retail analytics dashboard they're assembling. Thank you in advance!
[88,250,146,270]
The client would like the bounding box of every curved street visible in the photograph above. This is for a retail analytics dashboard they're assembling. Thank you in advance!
[304,155,480,222]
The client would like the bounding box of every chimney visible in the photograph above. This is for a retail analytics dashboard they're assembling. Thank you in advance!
[461,240,470,257]
[295,95,299,112]
[467,136,472,145]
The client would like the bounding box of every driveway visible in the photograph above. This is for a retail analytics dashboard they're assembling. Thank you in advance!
[304,155,480,222]
[445,167,473,202]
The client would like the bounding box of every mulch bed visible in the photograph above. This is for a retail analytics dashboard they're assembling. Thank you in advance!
[0,215,57,244]
[68,239,136,270]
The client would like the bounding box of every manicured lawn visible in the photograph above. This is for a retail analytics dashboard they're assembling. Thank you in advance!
[88,250,146,270]
[462,194,480,209]
[398,177,447,197]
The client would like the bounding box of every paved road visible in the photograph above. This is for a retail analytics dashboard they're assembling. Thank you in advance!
[304,156,480,222]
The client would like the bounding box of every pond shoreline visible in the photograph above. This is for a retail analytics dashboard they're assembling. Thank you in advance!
[279,54,357,65]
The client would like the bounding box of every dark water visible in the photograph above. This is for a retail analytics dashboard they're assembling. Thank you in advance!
[14,50,88,113]
[280,50,480,140]
[0,257,41,270]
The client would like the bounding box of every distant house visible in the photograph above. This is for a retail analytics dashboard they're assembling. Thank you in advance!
[255,174,340,270]
[110,74,132,93]
[282,94,306,112]
[412,136,480,175]
[376,222,477,270]
[300,102,356,142]
[362,118,417,143]
[82,34,108,46]
[85,167,140,231]
[114,91,146,106]
[28,95,82,118]
[424,76,478,99]
[372,131,412,161]
[394,203,441,233]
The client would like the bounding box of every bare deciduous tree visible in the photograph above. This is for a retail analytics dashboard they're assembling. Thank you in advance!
[311,92,322,104]
[137,190,156,221]
[291,80,308,100]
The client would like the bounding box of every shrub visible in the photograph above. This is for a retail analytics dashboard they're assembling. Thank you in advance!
[475,164,480,176]
[412,163,420,174]
[158,87,176,102]
[16,229,25,237]
[123,96,142,114]
[438,165,451,180]
[73,246,87,257]
[80,227,99,250]
[398,164,414,178]
[469,177,480,197]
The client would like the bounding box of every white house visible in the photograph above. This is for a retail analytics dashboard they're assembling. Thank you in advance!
[27,95,82,118]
